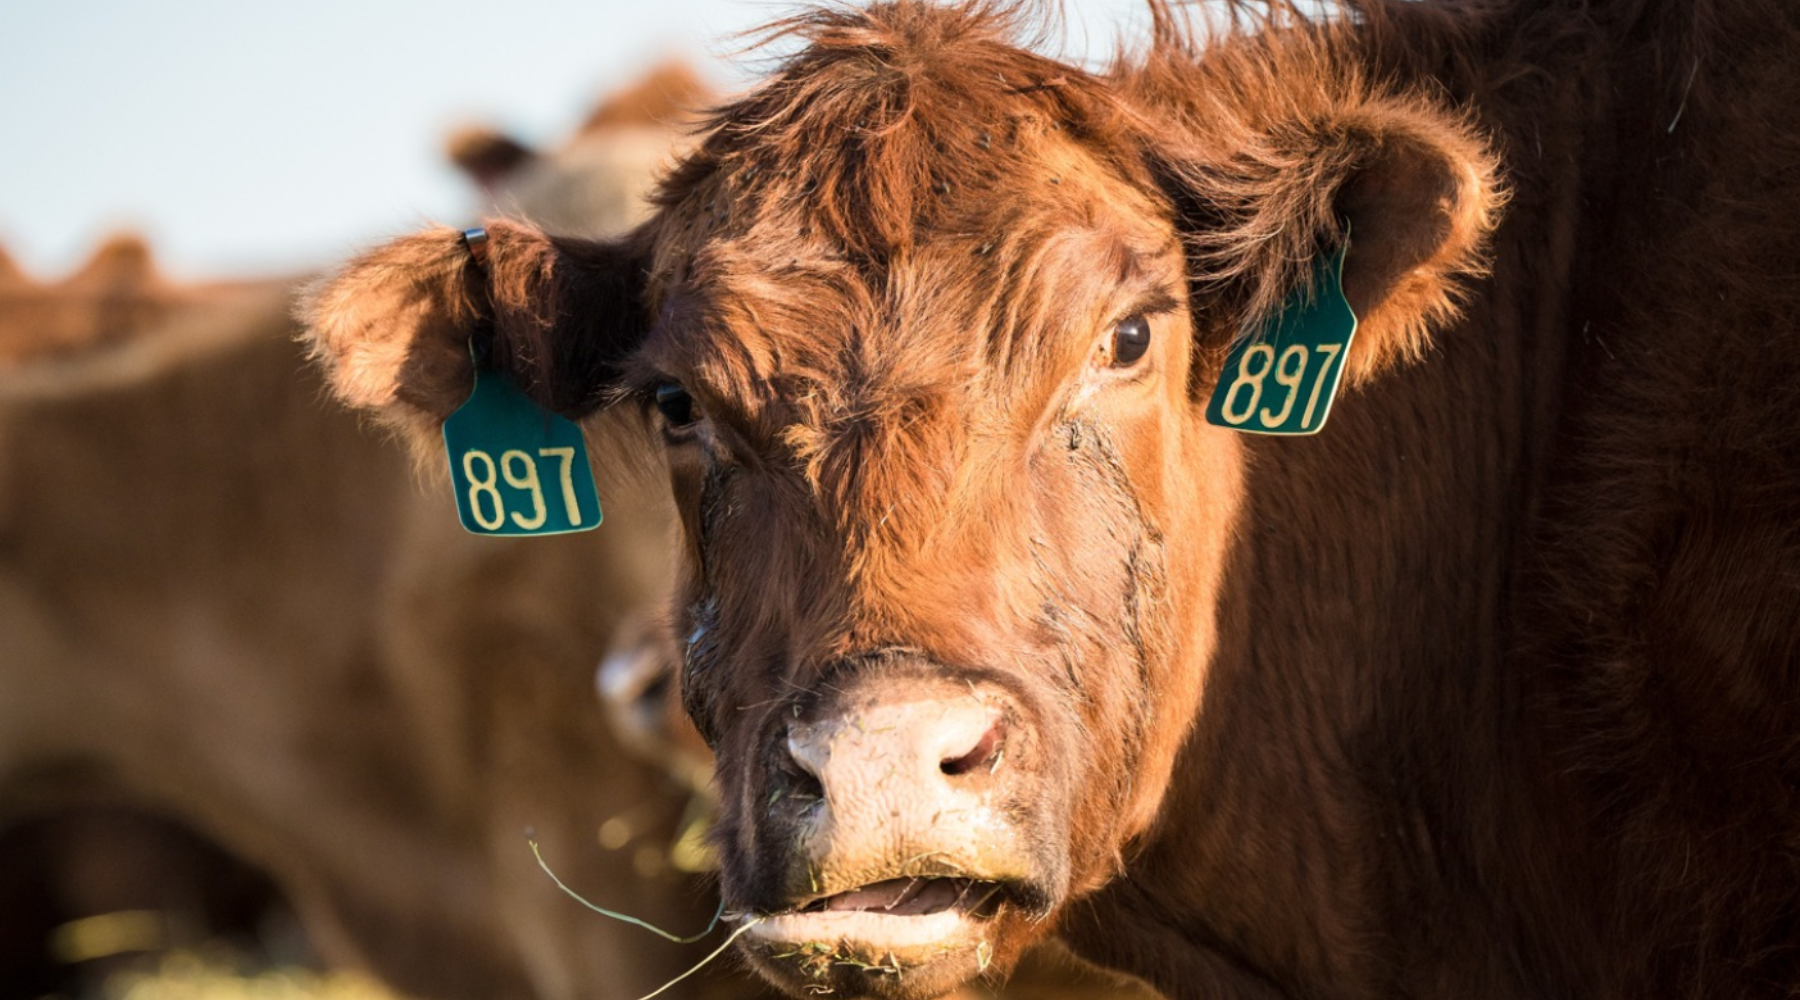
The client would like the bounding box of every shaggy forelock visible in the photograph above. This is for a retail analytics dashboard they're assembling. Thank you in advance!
[653,1,1144,266]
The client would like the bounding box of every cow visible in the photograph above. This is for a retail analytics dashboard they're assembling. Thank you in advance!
[0,233,256,368]
[468,61,1174,1000]
[446,59,714,238]
[307,1,1800,996]
[0,72,769,1000]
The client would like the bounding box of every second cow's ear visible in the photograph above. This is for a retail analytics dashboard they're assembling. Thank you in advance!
[1147,47,1504,386]
[301,220,651,445]
[444,125,540,193]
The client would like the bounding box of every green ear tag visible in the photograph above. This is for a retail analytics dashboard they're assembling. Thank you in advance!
[1205,243,1358,436]
[442,367,602,536]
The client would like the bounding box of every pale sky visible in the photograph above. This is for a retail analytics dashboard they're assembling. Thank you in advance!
[0,1,1151,282]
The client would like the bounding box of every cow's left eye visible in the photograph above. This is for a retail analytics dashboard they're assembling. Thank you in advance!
[654,382,698,428]
[1111,314,1152,367]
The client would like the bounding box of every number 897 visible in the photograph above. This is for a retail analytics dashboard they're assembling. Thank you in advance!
[1216,341,1344,432]
[460,446,586,531]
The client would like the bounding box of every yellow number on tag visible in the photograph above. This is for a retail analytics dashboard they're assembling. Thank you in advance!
[500,449,548,530]
[462,450,506,530]
[538,446,582,526]
[1300,342,1344,430]
[1260,345,1310,428]
[1220,344,1276,426]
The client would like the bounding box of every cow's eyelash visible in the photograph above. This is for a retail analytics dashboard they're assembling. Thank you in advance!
[627,373,676,409]
[1114,291,1180,325]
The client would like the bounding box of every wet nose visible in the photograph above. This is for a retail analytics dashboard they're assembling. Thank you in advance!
[786,694,1008,797]
[771,680,1038,906]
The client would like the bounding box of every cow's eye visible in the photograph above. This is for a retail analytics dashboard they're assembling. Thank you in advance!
[654,382,698,429]
[1111,314,1152,367]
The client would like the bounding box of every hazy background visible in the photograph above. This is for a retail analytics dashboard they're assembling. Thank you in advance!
[1,0,1153,282]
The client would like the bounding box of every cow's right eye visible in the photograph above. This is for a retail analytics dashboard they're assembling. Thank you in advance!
[1111,314,1152,367]
[654,383,698,429]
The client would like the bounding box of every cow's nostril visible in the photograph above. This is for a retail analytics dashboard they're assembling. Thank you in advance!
[776,765,826,810]
[940,719,1005,777]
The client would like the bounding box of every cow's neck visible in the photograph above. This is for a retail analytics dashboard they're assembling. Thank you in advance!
[1065,11,1607,1000]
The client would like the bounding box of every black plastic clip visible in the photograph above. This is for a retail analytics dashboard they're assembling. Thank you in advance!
[460,227,494,367]
[460,227,491,271]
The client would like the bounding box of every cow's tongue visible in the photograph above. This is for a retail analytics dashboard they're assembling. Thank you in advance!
[817,877,970,916]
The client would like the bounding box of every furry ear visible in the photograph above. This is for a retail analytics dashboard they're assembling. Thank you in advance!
[300,220,652,445]
[1149,61,1504,385]
[444,125,539,192]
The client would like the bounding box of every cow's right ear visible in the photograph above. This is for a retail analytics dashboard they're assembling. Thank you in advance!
[1137,32,1503,388]
[301,220,651,445]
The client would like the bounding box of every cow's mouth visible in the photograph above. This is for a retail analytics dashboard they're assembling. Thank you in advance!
[745,876,1024,987]
[796,876,1005,917]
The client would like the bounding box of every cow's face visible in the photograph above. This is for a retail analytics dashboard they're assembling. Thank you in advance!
[634,121,1235,998]
[304,6,1500,998]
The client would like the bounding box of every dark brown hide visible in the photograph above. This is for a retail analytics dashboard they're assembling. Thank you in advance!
[304,1,1800,998]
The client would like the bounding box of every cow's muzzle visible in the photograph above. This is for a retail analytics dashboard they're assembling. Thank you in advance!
[735,664,1066,997]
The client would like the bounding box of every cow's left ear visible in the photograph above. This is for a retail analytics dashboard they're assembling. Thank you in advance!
[445,125,539,192]
[1153,82,1504,385]
[300,219,652,448]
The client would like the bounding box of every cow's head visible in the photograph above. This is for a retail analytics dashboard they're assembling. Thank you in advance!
[304,4,1499,997]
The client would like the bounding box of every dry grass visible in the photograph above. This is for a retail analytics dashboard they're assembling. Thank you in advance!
[107,953,397,1000]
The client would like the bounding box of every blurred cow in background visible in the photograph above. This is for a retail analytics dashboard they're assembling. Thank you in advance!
[447,60,712,238]
[0,233,265,369]
[0,66,756,1000]
[0,282,742,1000]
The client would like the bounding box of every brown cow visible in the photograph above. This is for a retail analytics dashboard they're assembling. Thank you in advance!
[447,60,714,238]
[0,288,747,1000]
[502,66,1174,1000]
[0,233,257,368]
[307,1,1800,997]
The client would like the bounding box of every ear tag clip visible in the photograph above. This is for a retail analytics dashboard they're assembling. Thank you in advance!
[442,228,602,536]
[1205,242,1358,436]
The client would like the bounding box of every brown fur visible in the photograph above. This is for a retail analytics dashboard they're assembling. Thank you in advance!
[580,61,714,134]
[0,233,254,368]
[305,1,1800,998]
[0,242,25,288]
